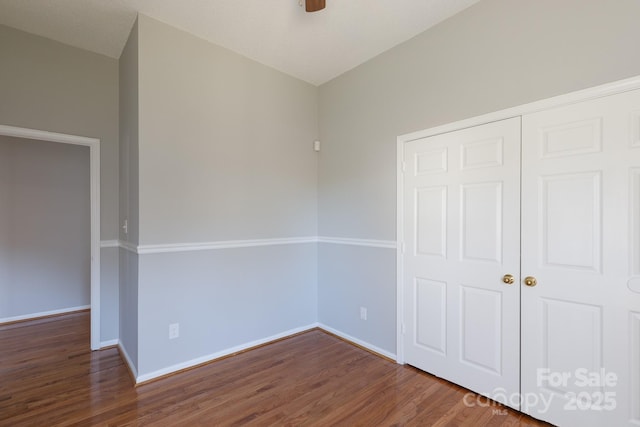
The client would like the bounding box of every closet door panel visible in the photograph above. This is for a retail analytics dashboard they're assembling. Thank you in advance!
[539,172,601,272]
[521,89,640,427]
[403,117,521,409]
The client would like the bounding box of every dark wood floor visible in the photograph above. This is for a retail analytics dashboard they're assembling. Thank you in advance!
[0,312,551,426]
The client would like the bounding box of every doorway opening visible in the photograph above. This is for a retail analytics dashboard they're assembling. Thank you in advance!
[0,124,100,350]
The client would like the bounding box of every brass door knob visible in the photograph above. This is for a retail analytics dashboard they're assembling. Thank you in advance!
[502,274,515,285]
[524,276,537,287]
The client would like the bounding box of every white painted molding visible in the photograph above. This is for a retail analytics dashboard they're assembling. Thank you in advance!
[135,323,318,384]
[118,342,138,380]
[0,305,90,325]
[136,236,318,255]
[100,240,119,248]
[317,236,397,249]
[0,125,99,146]
[119,240,138,254]
[100,339,119,348]
[396,139,406,365]
[109,236,396,255]
[317,323,397,361]
[118,323,395,384]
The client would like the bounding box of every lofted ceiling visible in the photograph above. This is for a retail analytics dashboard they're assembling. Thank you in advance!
[0,0,480,86]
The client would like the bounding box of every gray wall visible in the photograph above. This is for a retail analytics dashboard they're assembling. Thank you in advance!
[134,15,318,376]
[0,25,119,341]
[138,244,317,374]
[0,137,89,318]
[317,0,640,354]
[119,250,138,368]
[318,244,395,351]
[119,19,140,247]
[137,15,318,244]
[119,19,140,368]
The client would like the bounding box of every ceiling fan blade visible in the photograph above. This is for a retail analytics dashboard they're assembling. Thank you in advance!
[306,0,326,12]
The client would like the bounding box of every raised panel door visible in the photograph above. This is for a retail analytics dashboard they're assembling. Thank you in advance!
[521,89,640,426]
[403,117,521,408]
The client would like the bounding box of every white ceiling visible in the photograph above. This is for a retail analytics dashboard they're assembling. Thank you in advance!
[0,0,480,86]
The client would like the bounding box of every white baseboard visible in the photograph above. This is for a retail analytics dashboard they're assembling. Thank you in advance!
[111,323,396,384]
[317,323,397,361]
[100,339,119,348]
[0,305,90,325]
[118,342,138,380]
[135,323,319,384]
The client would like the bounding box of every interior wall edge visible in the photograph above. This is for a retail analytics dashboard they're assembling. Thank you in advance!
[117,341,139,380]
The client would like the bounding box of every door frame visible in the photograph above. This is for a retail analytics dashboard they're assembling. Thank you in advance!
[395,74,640,363]
[0,124,101,350]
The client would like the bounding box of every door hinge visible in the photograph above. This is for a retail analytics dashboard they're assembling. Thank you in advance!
[401,161,407,173]
[401,323,406,334]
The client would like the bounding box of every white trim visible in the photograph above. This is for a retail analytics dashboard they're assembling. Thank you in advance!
[0,305,90,325]
[119,240,138,254]
[0,125,101,350]
[317,236,397,249]
[125,323,397,384]
[100,339,119,348]
[395,74,640,367]
[317,323,397,361]
[398,75,640,144]
[135,323,318,383]
[0,125,99,146]
[100,240,119,248]
[118,342,138,380]
[110,236,396,255]
[137,236,317,255]
[396,139,405,364]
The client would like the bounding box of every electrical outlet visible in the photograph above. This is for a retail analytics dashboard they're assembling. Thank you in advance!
[169,323,179,339]
[360,307,367,321]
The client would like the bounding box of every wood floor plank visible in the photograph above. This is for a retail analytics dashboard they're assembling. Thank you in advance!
[0,312,552,426]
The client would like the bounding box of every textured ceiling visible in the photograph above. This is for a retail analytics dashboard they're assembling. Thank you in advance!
[0,0,480,85]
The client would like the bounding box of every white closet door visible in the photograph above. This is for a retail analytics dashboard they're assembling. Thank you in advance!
[403,117,521,408]
[521,89,640,426]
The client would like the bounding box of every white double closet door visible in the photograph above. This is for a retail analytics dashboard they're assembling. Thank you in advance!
[402,89,640,426]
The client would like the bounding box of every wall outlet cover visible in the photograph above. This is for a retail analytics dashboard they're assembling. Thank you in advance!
[169,323,179,339]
